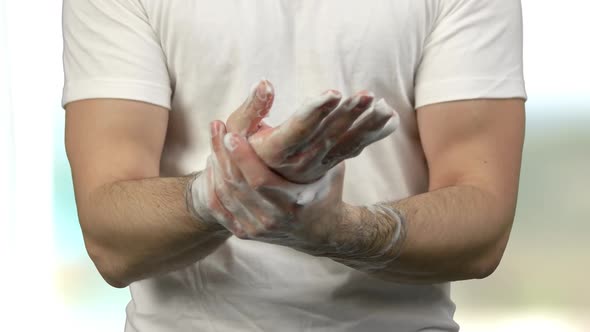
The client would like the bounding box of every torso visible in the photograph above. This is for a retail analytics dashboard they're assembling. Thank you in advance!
[126,1,458,331]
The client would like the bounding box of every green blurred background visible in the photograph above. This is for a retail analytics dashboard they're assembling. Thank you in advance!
[1,0,588,331]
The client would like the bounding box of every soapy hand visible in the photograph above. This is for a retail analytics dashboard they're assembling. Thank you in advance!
[185,80,397,228]
[185,81,405,262]
[187,120,404,265]
[226,80,399,183]
[203,120,352,252]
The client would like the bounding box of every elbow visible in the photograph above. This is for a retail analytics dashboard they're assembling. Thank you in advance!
[462,200,515,280]
[468,232,511,280]
[470,254,502,280]
[101,272,131,289]
[78,213,133,288]
[85,240,131,289]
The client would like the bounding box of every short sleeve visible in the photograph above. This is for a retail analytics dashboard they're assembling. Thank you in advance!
[414,0,527,109]
[62,0,171,109]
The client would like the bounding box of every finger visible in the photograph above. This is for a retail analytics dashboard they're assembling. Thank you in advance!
[211,156,277,238]
[223,132,287,187]
[303,91,374,157]
[219,135,290,236]
[217,195,262,238]
[229,203,286,239]
[210,120,264,236]
[210,120,243,182]
[323,99,399,164]
[202,158,244,235]
[266,90,342,154]
[280,92,373,172]
[224,131,344,220]
[349,98,397,135]
[269,142,328,184]
[323,118,398,169]
[223,132,302,207]
[207,124,245,234]
[226,79,275,137]
[213,122,289,236]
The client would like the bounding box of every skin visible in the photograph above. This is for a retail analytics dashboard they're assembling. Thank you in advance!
[65,81,395,287]
[208,97,526,283]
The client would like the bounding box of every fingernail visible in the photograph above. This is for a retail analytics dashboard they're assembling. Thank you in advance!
[256,82,267,101]
[256,79,273,102]
[223,133,239,152]
[247,80,268,104]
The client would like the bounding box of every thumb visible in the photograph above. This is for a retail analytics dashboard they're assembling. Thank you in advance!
[226,79,274,137]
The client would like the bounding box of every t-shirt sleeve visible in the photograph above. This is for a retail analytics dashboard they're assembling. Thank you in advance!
[414,0,527,109]
[62,0,171,109]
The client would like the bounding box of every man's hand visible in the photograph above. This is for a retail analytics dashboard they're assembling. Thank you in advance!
[226,80,399,183]
[205,120,354,253]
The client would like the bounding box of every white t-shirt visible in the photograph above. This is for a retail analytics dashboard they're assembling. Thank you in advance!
[62,0,526,331]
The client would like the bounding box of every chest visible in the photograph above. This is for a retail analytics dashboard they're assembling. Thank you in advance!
[146,0,432,89]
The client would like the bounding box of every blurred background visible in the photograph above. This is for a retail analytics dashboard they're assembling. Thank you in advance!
[0,1,588,331]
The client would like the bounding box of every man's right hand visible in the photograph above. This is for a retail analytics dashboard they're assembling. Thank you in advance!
[226,80,400,184]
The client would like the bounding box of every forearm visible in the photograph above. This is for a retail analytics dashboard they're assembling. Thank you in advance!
[77,173,230,288]
[327,185,514,283]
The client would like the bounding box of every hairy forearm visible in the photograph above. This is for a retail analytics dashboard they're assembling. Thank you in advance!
[326,185,514,283]
[77,173,230,288]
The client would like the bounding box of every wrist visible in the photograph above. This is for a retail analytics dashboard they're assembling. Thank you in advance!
[324,203,405,270]
[185,171,227,234]
[329,203,369,250]
[367,203,407,260]
[350,204,396,256]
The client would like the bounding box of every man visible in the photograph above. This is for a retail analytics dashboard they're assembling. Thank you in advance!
[62,0,526,331]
